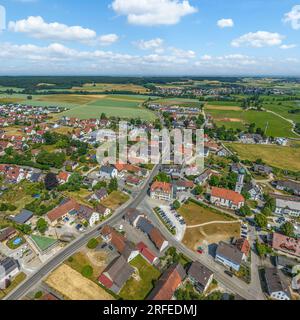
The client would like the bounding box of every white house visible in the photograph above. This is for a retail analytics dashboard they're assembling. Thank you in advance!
[0,257,20,289]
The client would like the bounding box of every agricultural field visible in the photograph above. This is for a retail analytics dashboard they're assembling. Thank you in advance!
[183,222,241,249]
[178,200,236,226]
[263,101,300,123]
[45,264,113,300]
[119,255,161,300]
[154,97,203,108]
[71,83,150,94]
[226,142,300,172]
[207,108,297,137]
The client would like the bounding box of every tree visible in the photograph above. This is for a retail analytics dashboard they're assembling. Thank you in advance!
[81,265,93,278]
[154,172,171,183]
[173,200,181,210]
[87,238,99,249]
[280,222,294,237]
[193,185,203,195]
[108,178,118,194]
[36,218,48,234]
[44,173,59,190]
[254,213,267,228]
[239,205,252,217]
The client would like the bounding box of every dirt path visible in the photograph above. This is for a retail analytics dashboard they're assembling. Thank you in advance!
[187,220,241,229]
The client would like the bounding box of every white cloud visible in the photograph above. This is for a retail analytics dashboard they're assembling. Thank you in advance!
[231,31,285,47]
[280,44,297,50]
[8,16,118,46]
[217,18,234,28]
[283,5,300,30]
[111,0,197,26]
[98,34,119,46]
[136,38,164,50]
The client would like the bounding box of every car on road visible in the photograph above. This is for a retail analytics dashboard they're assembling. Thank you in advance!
[224,270,234,277]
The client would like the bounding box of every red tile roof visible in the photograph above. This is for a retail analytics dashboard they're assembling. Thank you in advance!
[98,274,113,289]
[151,181,172,194]
[149,228,167,251]
[236,238,250,256]
[137,242,157,264]
[211,187,245,205]
[47,198,80,222]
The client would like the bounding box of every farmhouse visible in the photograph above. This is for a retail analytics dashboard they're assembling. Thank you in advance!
[98,255,134,294]
[215,241,243,271]
[264,267,290,300]
[147,263,186,300]
[187,261,214,293]
[210,187,245,210]
[150,181,173,202]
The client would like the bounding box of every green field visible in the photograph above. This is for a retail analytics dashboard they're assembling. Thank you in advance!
[226,142,300,171]
[207,108,297,137]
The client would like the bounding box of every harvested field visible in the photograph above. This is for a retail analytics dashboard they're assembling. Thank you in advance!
[45,264,113,300]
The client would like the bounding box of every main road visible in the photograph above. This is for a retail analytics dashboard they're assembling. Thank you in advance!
[4,165,160,300]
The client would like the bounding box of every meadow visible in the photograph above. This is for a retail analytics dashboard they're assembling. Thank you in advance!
[225,142,300,171]
[206,108,297,138]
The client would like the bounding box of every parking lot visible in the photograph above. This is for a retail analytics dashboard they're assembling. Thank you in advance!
[158,205,186,241]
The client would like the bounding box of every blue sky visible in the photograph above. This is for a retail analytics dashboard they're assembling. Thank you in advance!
[0,0,300,75]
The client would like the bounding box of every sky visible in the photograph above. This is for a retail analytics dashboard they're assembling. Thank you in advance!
[0,0,300,76]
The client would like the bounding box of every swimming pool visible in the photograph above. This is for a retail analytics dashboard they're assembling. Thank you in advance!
[13,237,22,246]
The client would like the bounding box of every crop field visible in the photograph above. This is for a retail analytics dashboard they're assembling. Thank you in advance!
[45,264,113,300]
[225,142,300,172]
[207,109,297,137]
[154,97,203,108]
[205,104,242,111]
[71,83,150,94]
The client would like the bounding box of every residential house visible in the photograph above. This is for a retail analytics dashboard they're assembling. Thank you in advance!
[150,181,173,202]
[57,171,71,185]
[0,227,17,242]
[217,147,231,157]
[235,238,251,261]
[274,195,300,217]
[231,163,246,175]
[123,208,144,227]
[274,180,300,196]
[187,261,214,293]
[46,198,80,226]
[0,257,20,288]
[98,255,134,294]
[125,175,142,187]
[210,187,245,210]
[215,241,243,271]
[147,263,186,300]
[11,209,33,225]
[95,204,111,217]
[99,166,118,179]
[77,205,100,227]
[264,267,291,300]
[239,133,268,144]
[100,226,139,262]
[244,182,262,201]
[195,169,213,186]
[87,188,108,202]
[136,217,155,234]
[275,255,299,275]
[173,180,194,192]
[136,242,159,265]
[272,232,300,259]
[253,164,273,176]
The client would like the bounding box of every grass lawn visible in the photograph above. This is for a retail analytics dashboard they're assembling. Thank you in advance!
[207,109,297,138]
[119,255,161,300]
[101,191,129,210]
[178,201,235,226]
[0,272,26,299]
[183,222,241,249]
[225,142,300,171]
